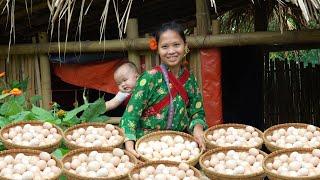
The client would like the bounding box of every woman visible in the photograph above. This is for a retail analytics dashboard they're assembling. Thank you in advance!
[120,22,207,157]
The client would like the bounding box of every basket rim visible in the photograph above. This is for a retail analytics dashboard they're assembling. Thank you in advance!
[62,122,124,149]
[263,123,320,151]
[128,160,202,179]
[199,146,267,178]
[135,130,203,165]
[0,120,63,150]
[62,147,138,180]
[203,123,264,149]
[0,148,63,180]
[262,147,320,179]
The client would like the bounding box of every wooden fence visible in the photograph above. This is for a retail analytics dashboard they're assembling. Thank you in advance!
[264,59,320,128]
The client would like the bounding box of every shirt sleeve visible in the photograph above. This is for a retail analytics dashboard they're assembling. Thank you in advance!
[120,70,159,141]
[114,91,130,102]
[187,73,208,132]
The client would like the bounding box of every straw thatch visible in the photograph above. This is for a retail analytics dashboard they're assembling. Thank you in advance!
[0,0,319,45]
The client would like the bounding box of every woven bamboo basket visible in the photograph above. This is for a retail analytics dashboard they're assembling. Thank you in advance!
[0,121,63,153]
[263,123,320,152]
[263,148,320,180]
[128,160,202,179]
[63,122,124,150]
[0,149,63,180]
[62,147,138,180]
[199,146,267,180]
[135,130,203,166]
[204,123,264,150]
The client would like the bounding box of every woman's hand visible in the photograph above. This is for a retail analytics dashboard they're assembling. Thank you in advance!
[193,124,206,151]
[125,140,140,158]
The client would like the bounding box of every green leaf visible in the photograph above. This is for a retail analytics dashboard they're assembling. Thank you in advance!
[31,105,55,121]
[61,117,80,128]
[80,98,106,122]
[0,101,23,117]
[10,77,29,91]
[0,116,10,128]
[30,95,43,105]
[88,115,109,123]
[8,111,33,122]
[63,103,89,122]
[0,141,5,151]
[14,94,26,106]
[0,93,10,100]
[52,147,70,160]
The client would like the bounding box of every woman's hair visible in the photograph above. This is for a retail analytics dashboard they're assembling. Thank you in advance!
[155,21,186,44]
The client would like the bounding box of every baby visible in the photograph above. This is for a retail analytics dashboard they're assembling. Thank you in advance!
[105,62,139,111]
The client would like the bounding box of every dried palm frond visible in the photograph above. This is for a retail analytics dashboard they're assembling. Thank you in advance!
[1,0,16,61]
[275,0,320,23]
[48,0,78,57]
[100,0,133,42]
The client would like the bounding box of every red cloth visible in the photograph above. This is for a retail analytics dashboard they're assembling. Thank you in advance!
[53,60,126,94]
[200,49,223,127]
[142,66,190,117]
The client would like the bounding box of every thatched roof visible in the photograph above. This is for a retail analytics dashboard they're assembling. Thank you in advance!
[0,0,319,44]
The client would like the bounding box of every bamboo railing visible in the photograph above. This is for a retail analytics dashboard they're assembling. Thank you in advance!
[0,30,320,55]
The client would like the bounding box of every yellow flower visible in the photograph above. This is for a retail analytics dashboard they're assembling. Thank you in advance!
[10,88,22,96]
[2,89,10,94]
[56,109,66,118]
[0,72,5,78]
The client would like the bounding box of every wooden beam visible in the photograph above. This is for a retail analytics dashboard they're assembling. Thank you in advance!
[127,18,141,71]
[0,30,320,54]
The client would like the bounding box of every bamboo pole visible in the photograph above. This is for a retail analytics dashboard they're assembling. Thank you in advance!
[0,56,5,72]
[38,32,52,110]
[189,28,202,90]
[144,33,152,71]
[1,30,320,54]
[191,0,211,90]
[33,37,42,106]
[127,19,141,71]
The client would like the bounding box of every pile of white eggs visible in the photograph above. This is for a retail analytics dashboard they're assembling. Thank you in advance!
[206,126,263,147]
[131,162,199,180]
[202,148,264,175]
[266,125,320,148]
[64,148,134,178]
[2,122,61,147]
[66,124,123,147]
[0,152,61,179]
[137,135,200,162]
[266,149,320,177]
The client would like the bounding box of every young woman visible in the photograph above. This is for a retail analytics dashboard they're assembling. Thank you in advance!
[120,22,207,157]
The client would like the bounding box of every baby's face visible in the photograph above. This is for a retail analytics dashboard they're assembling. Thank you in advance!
[114,67,138,93]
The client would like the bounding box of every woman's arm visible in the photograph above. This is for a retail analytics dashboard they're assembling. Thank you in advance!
[186,73,208,151]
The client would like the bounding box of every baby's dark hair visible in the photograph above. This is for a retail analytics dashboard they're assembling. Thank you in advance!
[115,61,139,75]
[155,21,186,44]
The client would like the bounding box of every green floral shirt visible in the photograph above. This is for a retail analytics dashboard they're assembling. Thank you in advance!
[120,67,208,141]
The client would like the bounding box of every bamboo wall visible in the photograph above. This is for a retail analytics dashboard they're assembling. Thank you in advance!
[264,59,320,128]
[0,55,42,107]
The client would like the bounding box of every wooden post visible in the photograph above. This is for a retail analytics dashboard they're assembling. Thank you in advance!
[212,20,220,35]
[33,37,42,106]
[38,32,52,109]
[191,0,211,90]
[127,19,141,72]
[144,34,152,71]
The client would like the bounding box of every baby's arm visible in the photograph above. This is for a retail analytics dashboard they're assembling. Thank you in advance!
[105,92,129,111]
